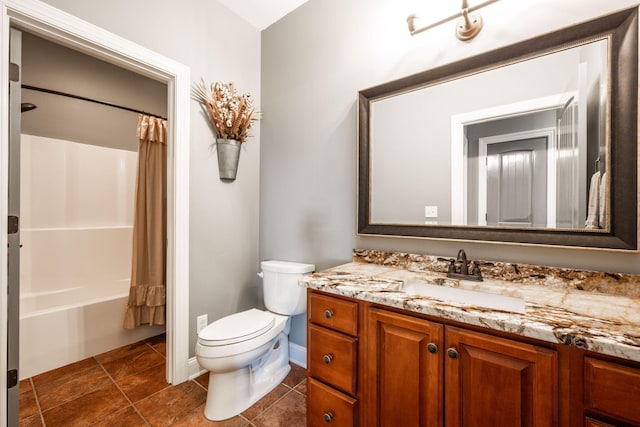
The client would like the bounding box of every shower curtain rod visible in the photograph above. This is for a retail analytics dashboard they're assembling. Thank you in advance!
[22,84,167,120]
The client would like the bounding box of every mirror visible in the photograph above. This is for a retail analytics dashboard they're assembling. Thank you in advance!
[358,8,638,250]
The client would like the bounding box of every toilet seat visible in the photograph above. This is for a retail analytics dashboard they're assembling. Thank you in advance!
[198,308,275,347]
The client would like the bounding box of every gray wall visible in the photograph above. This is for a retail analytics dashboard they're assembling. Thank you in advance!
[21,32,167,152]
[41,0,262,358]
[261,0,640,347]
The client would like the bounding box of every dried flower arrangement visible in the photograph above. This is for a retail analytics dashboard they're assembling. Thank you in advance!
[192,79,257,143]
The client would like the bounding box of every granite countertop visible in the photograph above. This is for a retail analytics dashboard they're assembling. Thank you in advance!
[301,250,640,363]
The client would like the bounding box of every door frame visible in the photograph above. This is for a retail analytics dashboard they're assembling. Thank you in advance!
[450,91,576,225]
[0,0,191,419]
[477,128,557,228]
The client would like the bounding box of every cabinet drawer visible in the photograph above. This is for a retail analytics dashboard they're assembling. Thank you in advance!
[308,378,357,427]
[584,357,640,424]
[309,292,358,336]
[584,418,615,427]
[309,325,357,395]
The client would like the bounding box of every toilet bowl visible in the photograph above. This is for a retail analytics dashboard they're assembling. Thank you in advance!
[195,260,314,421]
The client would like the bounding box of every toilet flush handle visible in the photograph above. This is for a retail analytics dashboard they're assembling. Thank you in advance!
[257,272,264,278]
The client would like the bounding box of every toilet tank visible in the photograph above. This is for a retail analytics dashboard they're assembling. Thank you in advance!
[260,260,315,316]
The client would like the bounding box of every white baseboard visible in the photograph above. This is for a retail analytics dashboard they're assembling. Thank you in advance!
[289,342,307,368]
[188,357,206,380]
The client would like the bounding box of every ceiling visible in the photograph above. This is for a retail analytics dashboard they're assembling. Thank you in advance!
[217,0,310,30]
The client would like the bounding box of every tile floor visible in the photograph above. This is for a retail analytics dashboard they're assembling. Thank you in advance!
[18,334,307,426]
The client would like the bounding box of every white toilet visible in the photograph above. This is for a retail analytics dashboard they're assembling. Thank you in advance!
[195,260,314,421]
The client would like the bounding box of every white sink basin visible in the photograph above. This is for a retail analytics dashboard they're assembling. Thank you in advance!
[402,280,526,314]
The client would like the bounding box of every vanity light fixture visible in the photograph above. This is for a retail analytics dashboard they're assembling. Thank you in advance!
[407,0,500,41]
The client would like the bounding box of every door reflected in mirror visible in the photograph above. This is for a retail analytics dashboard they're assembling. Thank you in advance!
[370,38,609,231]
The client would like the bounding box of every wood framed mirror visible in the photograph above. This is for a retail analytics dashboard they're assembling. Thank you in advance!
[358,7,638,250]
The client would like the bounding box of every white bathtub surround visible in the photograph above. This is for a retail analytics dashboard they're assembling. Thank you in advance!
[302,250,640,363]
[19,134,164,379]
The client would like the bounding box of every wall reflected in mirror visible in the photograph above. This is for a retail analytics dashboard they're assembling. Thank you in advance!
[370,37,609,231]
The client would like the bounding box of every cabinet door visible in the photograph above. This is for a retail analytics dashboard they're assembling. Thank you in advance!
[584,357,640,425]
[445,326,558,427]
[366,308,444,427]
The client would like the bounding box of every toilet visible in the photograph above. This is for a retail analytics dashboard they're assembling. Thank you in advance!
[195,260,314,421]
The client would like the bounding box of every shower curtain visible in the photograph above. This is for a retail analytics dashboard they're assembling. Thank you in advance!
[124,114,167,329]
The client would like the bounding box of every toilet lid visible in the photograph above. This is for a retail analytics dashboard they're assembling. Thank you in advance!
[198,308,275,346]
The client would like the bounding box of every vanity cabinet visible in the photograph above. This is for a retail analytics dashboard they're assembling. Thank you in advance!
[364,308,444,426]
[307,289,640,427]
[365,307,557,427]
[583,357,640,426]
[307,292,360,426]
[444,325,557,427]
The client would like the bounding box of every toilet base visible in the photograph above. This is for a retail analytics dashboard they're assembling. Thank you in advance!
[203,332,291,421]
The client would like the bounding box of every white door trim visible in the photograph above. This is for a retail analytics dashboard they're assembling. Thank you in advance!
[450,91,576,225]
[477,128,557,227]
[0,1,191,421]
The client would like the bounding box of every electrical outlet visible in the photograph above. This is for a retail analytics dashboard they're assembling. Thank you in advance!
[197,314,208,333]
[425,205,438,217]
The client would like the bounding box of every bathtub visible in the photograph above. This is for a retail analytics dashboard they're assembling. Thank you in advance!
[18,226,165,380]
[18,136,164,379]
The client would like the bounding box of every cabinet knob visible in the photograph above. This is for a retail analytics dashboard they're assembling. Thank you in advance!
[324,309,334,319]
[323,354,334,364]
[447,347,459,359]
[323,411,334,423]
[427,343,438,354]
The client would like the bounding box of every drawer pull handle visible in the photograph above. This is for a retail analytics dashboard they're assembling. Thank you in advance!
[427,343,438,354]
[323,354,334,364]
[324,309,334,319]
[447,347,459,359]
[323,412,334,423]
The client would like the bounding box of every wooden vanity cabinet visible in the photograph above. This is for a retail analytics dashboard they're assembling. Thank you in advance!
[444,325,558,427]
[583,357,640,426]
[365,307,558,427]
[308,290,639,427]
[365,308,444,426]
[307,292,361,426]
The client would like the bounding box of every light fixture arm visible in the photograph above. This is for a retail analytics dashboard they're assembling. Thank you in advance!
[407,0,500,41]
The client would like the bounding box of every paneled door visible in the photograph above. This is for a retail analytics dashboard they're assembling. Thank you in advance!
[7,27,23,426]
[444,325,558,427]
[366,308,444,427]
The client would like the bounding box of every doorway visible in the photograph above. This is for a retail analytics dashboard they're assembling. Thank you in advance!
[1,1,191,424]
[481,137,549,227]
[16,30,168,379]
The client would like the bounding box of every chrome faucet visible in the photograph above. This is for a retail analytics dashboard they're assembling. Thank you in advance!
[437,249,484,281]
